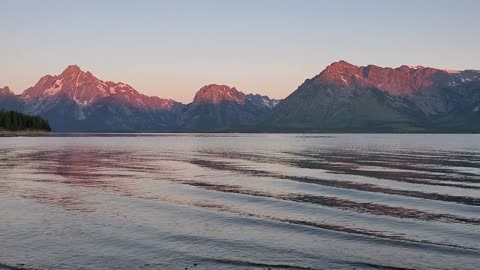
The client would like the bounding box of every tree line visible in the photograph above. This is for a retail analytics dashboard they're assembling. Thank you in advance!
[0,110,51,131]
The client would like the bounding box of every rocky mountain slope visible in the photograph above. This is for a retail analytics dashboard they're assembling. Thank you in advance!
[0,86,15,96]
[265,61,480,132]
[1,66,185,131]
[178,84,279,131]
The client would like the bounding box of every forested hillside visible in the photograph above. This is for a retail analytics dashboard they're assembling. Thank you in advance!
[0,110,51,131]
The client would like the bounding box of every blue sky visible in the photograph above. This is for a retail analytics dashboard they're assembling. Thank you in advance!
[2,0,479,102]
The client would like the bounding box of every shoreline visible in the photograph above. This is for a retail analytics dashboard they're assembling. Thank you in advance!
[0,130,50,137]
[1,131,480,137]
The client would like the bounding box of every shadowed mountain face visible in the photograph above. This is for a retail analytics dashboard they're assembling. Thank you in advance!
[0,87,23,112]
[265,61,480,132]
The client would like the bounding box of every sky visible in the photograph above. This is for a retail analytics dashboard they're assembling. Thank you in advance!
[1,0,479,103]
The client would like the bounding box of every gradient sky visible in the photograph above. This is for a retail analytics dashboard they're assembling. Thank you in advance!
[2,0,479,103]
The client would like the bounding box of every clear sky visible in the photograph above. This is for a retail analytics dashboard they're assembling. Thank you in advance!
[2,0,479,103]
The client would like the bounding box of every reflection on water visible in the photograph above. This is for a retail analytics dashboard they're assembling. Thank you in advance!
[0,134,480,270]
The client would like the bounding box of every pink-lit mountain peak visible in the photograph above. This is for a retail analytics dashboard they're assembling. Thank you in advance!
[314,61,448,95]
[61,64,82,75]
[0,86,15,96]
[193,84,246,105]
[20,65,175,110]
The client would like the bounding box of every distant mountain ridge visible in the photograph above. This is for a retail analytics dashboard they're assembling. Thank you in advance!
[1,62,479,132]
[179,84,279,131]
[265,61,480,132]
[0,66,278,132]
[313,61,479,96]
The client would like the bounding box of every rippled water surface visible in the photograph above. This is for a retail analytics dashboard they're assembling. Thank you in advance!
[1,134,480,270]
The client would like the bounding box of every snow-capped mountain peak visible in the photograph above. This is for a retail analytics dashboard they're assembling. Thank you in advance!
[20,65,175,110]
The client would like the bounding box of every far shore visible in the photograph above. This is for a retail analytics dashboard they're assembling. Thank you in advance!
[0,130,50,137]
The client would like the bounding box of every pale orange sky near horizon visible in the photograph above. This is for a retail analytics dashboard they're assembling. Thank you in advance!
[2,0,479,103]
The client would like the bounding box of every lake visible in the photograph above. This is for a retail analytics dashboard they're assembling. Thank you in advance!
[1,134,479,270]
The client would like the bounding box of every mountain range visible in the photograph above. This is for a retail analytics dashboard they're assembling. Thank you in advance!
[266,61,480,132]
[1,62,479,132]
[0,65,277,132]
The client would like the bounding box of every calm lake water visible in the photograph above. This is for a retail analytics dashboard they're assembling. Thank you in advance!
[1,134,479,270]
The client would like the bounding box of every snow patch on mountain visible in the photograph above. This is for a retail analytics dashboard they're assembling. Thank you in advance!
[45,79,64,95]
